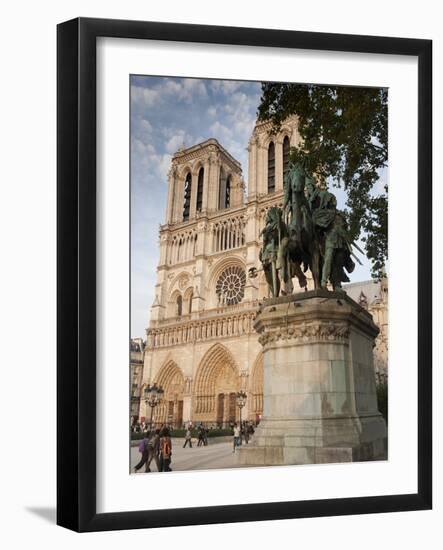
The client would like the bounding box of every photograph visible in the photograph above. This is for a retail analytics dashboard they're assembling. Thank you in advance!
[1,0,436,541]
[129,75,389,474]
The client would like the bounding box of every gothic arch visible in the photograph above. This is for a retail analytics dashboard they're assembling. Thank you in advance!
[182,172,192,221]
[153,360,186,428]
[194,343,239,395]
[183,286,194,314]
[167,289,182,317]
[178,164,193,179]
[192,160,205,176]
[154,359,185,392]
[193,343,240,423]
[282,134,291,183]
[276,126,293,144]
[218,165,232,210]
[260,132,275,149]
[167,271,192,297]
[196,166,205,212]
[267,141,275,193]
[183,286,194,300]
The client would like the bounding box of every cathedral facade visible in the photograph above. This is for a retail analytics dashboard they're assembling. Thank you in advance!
[133,116,388,428]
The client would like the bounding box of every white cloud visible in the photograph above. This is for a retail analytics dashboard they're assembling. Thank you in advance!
[209,120,233,142]
[181,78,208,100]
[131,85,161,108]
[131,138,155,156]
[165,135,185,154]
[210,80,245,94]
[163,79,182,95]
[131,138,171,182]
[223,92,249,114]
[164,128,195,154]
[131,77,209,111]
[160,77,208,104]
[158,154,172,181]
[140,119,153,133]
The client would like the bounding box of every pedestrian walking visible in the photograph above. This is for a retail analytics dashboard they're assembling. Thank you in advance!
[243,422,249,444]
[197,426,205,447]
[159,427,172,472]
[232,423,241,452]
[248,423,255,439]
[183,426,193,448]
[145,429,161,472]
[133,432,152,473]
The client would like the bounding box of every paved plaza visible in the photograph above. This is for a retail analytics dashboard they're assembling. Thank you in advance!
[131,438,252,473]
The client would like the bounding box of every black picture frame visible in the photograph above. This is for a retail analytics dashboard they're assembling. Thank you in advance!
[57,17,432,532]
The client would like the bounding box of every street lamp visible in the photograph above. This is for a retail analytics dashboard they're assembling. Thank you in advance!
[130,394,140,427]
[236,390,247,443]
[144,383,164,429]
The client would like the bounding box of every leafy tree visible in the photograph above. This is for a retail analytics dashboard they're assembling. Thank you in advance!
[258,83,388,278]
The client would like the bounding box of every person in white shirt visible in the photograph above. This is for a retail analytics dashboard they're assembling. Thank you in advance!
[233,423,241,452]
[183,426,193,448]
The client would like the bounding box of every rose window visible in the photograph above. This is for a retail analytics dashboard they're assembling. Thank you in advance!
[216,266,246,306]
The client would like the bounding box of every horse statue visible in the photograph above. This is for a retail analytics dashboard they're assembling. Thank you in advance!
[282,161,317,288]
[249,206,308,297]
[252,161,362,298]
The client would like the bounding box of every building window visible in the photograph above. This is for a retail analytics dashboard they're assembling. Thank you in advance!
[219,172,231,210]
[225,176,231,209]
[196,168,204,212]
[182,172,192,221]
[188,290,193,314]
[216,266,246,306]
[176,295,183,316]
[282,136,290,182]
[267,142,275,193]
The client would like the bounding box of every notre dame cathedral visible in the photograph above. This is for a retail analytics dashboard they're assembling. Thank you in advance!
[131,116,388,428]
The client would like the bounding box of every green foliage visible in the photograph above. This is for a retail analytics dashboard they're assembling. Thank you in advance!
[258,83,388,278]
[202,428,233,437]
[376,379,388,425]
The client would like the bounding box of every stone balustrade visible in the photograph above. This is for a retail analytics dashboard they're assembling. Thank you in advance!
[210,213,246,253]
[167,228,197,265]
[146,310,256,349]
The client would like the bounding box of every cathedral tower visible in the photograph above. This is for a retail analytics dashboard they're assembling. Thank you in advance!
[137,116,391,429]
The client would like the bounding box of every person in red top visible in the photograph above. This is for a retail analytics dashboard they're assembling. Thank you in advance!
[159,427,172,472]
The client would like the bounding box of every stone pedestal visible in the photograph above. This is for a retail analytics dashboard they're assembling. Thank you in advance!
[239,289,387,466]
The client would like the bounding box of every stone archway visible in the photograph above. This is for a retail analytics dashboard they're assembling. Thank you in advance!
[250,353,264,422]
[152,360,185,428]
[193,343,240,427]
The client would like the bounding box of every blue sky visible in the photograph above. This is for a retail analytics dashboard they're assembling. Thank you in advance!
[131,76,375,338]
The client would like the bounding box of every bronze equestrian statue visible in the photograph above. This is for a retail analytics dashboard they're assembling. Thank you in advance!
[251,161,361,297]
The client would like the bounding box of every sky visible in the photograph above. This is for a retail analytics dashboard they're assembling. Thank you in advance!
[131,76,376,339]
